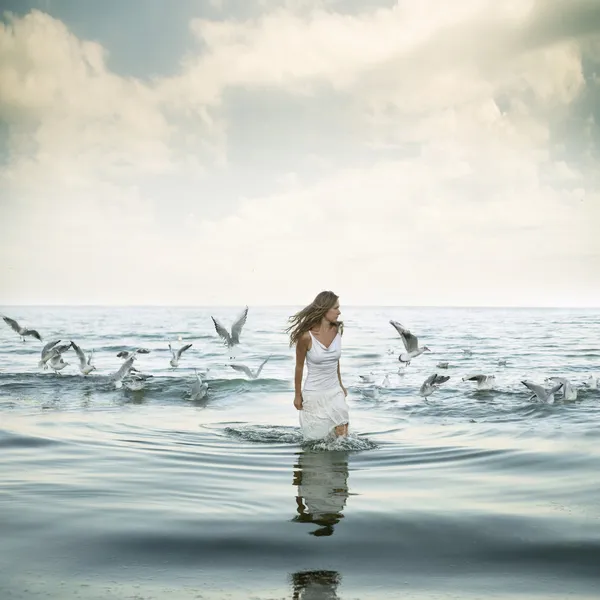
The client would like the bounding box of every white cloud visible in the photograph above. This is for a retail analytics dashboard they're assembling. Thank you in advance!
[0,2,599,306]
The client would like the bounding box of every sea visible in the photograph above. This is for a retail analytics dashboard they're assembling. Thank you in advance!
[0,305,599,600]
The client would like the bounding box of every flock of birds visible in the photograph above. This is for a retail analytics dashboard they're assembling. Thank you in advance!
[1,309,263,401]
[375,319,599,402]
[2,312,598,406]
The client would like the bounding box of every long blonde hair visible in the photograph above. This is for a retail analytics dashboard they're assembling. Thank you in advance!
[286,290,342,347]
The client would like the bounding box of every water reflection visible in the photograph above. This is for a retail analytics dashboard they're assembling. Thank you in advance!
[292,450,350,537]
[291,570,342,600]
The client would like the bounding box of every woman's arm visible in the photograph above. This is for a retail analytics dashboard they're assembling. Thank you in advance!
[337,361,347,397]
[294,334,308,410]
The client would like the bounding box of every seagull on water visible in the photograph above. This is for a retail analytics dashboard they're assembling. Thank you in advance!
[521,380,564,404]
[230,356,271,379]
[212,306,249,355]
[585,375,598,390]
[419,373,450,397]
[546,377,578,401]
[123,369,153,391]
[462,374,496,391]
[71,341,96,376]
[169,342,192,368]
[190,369,209,401]
[2,316,42,342]
[437,362,450,369]
[389,320,431,365]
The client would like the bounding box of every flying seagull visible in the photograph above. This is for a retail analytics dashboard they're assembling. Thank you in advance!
[521,380,564,404]
[212,306,249,351]
[389,320,430,365]
[419,373,450,397]
[71,341,96,376]
[169,342,192,368]
[39,340,71,369]
[230,356,271,379]
[2,316,42,342]
[462,374,496,391]
[111,355,137,389]
[48,353,69,374]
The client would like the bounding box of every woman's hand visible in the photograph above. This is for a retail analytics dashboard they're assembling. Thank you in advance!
[294,394,303,411]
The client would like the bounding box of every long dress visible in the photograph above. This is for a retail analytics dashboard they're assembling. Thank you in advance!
[299,330,349,441]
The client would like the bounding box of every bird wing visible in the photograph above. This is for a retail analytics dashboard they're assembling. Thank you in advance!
[521,380,546,399]
[548,376,567,386]
[116,351,129,359]
[212,317,232,346]
[230,364,253,378]
[547,382,564,397]
[176,343,193,359]
[70,341,87,368]
[463,374,485,383]
[23,329,42,341]
[402,331,419,353]
[422,374,437,386]
[114,355,135,380]
[41,339,61,358]
[389,320,409,337]
[2,316,20,333]
[87,349,94,365]
[230,306,249,344]
[255,356,271,378]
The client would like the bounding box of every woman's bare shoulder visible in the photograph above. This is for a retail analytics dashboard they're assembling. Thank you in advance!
[297,331,311,349]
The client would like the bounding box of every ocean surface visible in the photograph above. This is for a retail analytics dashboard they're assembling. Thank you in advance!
[1,305,599,600]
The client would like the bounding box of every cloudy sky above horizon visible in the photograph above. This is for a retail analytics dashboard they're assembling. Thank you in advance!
[1,0,599,307]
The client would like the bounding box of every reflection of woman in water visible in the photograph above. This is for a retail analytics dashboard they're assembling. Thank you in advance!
[291,570,341,600]
[286,291,349,441]
[292,450,350,537]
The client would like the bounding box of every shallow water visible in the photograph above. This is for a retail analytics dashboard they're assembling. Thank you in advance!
[1,306,599,599]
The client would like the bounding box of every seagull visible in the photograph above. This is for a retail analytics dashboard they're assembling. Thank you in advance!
[230,356,271,379]
[212,306,249,352]
[462,349,473,356]
[521,380,564,404]
[389,320,430,365]
[419,373,450,397]
[2,315,42,342]
[437,362,450,369]
[39,340,71,369]
[70,342,96,376]
[111,355,136,389]
[462,374,496,391]
[169,342,192,368]
[190,368,208,401]
[359,372,376,384]
[123,370,153,392]
[48,354,69,374]
[586,375,598,390]
[498,359,508,366]
[546,377,578,401]
[380,374,391,388]
[116,348,151,360]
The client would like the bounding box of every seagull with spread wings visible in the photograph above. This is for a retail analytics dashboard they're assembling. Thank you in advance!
[2,315,42,342]
[389,320,431,365]
[419,373,450,397]
[71,341,96,376]
[212,306,249,354]
[169,342,192,368]
[230,356,271,380]
[462,374,496,391]
[521,380,564,404]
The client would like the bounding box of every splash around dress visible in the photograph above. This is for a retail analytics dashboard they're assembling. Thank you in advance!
[299,330,349,441]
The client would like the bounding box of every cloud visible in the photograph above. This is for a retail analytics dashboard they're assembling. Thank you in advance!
[0,2,599,306]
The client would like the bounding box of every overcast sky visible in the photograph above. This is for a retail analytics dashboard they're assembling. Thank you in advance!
[1,0,599,307]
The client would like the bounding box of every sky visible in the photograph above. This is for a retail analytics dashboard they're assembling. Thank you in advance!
[0,0,599,307]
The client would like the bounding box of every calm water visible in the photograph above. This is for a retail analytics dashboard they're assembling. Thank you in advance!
[1,306,599,599]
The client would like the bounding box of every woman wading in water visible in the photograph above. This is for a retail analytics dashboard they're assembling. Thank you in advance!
[286,291,349,440]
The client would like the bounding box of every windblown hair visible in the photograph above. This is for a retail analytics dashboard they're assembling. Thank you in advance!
[286,290,342,347]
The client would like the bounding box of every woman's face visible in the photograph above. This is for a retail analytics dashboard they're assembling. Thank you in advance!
[325,299,341,324]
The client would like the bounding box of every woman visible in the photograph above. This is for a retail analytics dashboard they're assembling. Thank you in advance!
[286,291,349,440]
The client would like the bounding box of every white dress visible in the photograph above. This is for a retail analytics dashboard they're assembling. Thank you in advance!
[299,330,349,441]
